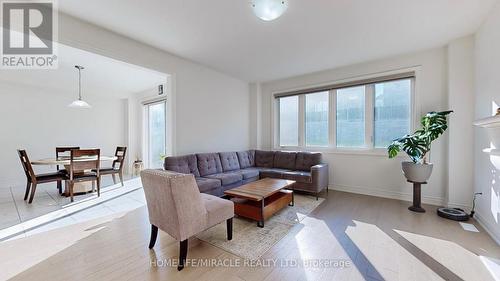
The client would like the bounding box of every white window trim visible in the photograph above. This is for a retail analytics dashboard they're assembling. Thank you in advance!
[272,67,420,157]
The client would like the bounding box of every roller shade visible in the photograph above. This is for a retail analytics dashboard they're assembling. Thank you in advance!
[274,71,415,99]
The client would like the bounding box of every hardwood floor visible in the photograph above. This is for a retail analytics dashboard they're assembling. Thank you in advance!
[1,191,499,281]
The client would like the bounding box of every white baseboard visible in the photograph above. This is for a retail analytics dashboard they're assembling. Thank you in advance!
[474,212,500,246]
[329,184,444,206]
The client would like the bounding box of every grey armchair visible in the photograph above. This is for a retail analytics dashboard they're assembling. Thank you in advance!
[140,169,234,270]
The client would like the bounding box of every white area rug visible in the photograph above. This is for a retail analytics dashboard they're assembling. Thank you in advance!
[197,194,324,260]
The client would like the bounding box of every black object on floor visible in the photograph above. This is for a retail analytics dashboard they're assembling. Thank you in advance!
[437,208,469,221]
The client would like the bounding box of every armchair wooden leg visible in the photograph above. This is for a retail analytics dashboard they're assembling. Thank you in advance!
[96,177,101,197]
[227,218,233,241]
[69,181,74,202]
[178,239,188,271]
[28,183,37,204]
[112,174,117,185]
[149,224,158,249]
[24,181,31,201]
[57,180,62,194]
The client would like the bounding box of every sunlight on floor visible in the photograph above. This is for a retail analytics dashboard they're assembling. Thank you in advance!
[0,212,126,281]
[394,228,496,280]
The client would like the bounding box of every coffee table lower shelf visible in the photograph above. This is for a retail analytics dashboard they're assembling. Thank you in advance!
[230,190,293,228]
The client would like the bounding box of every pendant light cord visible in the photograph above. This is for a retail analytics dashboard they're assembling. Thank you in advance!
[78,67,82,101]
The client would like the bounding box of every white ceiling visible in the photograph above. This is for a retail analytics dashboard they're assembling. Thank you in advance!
[58,0,498,82]
[0,43,166,98]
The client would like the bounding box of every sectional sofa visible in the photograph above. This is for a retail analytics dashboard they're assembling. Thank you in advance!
[164,150,329,199]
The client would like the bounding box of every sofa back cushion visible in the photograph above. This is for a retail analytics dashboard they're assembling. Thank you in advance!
[164,154,200,177]
[237,150,255,168]
[196,153,223,176]
[295,152,322,171]
[255,150,275,168]
[219,152,241,172]
[273,151,297,170]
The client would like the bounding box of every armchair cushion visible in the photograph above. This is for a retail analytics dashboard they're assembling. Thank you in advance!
[237,150,255,168]
[219,152,241,172]
[197,153,223,176]
[200,193,234,227]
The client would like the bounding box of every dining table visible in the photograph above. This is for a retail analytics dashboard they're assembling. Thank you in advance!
[31,155,118,197]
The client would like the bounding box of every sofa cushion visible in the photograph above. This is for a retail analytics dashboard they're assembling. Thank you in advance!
[238,168,260,180]
[273,151,297,170]
[195,177,222,193]
[196,153,223,176]
[205,172,243,185]
[295,152,322,171]
[219,152,241,172]
[255,150,275,168]
[164,154,200,177]
[259,168,291,179]
[281,171,312,183]
[237,150,255,168]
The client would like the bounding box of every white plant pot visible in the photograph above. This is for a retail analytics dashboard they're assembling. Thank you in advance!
[401,161,433,183]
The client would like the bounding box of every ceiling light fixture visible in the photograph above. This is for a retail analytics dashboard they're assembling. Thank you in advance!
[68,65,91,108]
[251,0,288,21]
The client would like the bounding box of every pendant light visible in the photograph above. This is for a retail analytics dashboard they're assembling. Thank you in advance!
[251,0,288,21]
[68,65,91,108]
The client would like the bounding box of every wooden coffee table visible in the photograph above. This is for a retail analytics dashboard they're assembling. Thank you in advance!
[224,178,295,227]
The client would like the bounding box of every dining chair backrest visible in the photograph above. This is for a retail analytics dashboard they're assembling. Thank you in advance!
[56,146,80,171]
[112,147,127,170]
[17,150,36,182]
[69,149,100,179]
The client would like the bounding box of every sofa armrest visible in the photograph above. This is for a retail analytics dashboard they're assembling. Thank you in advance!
[311,163,329,191]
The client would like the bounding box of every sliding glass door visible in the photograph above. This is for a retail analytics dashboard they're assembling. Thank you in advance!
[145,100,167,168]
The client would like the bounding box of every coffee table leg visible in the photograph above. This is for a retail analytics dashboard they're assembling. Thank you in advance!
[257,199,265,228]
[289,190,294,206]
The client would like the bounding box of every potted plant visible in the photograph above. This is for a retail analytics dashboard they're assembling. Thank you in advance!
[388,110,453,183]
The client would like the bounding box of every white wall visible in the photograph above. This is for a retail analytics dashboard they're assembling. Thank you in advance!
[0,81,126,188]
[58,13,250,157]
[447,36,475,210]
[474,2,500,244]
[258,48,449,205]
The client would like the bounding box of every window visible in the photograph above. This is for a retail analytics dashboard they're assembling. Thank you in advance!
[279,95,299,146]
[275,76,413,151]
[374,79,411,148]
[336,86,365,148]
[305,91,329,146]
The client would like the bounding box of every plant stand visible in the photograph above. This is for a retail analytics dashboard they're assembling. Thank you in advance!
[407,180,426,213]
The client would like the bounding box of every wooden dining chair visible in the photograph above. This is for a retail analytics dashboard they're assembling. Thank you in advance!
[55,146,80,193]
[95,146,127,186]
[17,150,67,204]
[67,149,101,202]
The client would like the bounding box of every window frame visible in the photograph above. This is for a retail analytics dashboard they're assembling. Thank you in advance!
[273,71,416,156]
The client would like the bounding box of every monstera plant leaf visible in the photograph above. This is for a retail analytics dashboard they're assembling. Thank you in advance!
[388,110,452,163]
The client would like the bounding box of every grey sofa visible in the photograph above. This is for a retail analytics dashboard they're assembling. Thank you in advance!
[164,150,329,199]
